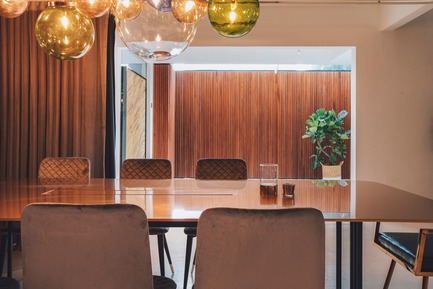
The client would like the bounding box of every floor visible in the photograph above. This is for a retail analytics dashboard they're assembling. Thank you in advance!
[3,222,432,289]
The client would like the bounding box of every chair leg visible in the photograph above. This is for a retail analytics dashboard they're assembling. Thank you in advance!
[422,276,429,289]
[191,251,196,275]
[0,233,6,276]
[383,260,396,289]
[157,234,165,277]
[163,235,174,274]
[183,235,194,289]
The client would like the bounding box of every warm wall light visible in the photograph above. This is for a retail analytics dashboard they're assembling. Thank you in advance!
[111,0,144,20]
[117,1,197,61]
[171,0,207,24]
[208,0,259,37]
[35,2,95,60]
[75,0,111,18]
[0,0,28,18]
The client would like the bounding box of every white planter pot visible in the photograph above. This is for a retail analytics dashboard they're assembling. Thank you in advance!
[321,162,343,180]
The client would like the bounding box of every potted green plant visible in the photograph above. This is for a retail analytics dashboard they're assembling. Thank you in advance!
[302,108,351,179]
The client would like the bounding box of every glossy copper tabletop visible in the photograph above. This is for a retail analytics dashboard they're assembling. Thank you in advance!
[1,178,433,224]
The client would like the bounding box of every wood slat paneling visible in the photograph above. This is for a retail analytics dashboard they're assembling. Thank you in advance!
[169,71,351,179]
[153,64,171,158]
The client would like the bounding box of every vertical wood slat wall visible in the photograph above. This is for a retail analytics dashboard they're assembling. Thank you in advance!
[172,70,351,179]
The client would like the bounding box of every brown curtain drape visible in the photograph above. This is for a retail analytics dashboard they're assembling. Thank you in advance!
[0,10,109,179]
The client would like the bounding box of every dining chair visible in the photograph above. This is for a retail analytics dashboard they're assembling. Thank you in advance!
[121,158,174,276]
[0,157,91,278]
[183,158,247,289]
[373,222,433,289]
[0,277,20,289]
[193,207,325,289]
[21,203,177,289]
[38,157,91,185]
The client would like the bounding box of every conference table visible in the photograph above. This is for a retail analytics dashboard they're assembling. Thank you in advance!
[2,178,433,289]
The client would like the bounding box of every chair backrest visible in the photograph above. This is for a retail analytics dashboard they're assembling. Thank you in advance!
[38,157,90,185]
[120,159,172,179]
[195,158,247,180]
[21,204,154,289]
[194,207,325,289]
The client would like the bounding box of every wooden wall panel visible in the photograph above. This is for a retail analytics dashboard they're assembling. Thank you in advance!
[172,71,351,179]
[153,64,171,158]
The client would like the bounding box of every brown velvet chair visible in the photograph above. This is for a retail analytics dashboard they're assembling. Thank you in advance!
[193,207,325,289]
[21,204,177,289]
[121,158,174,276]
[0,277,19,289]
[183,158,247,289]
[373,222,433,289]
[1,157,91,277]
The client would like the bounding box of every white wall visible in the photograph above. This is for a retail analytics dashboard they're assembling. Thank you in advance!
[191,5,433,199]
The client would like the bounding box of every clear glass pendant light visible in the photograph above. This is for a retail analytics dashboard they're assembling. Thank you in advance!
[117,1,197,62]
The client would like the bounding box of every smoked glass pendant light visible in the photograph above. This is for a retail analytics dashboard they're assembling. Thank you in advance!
[111,0,144,20]
[0,0,28,18]
[35,2,95,60]
[117,1,197,62]
[75,0,111,18]
[171,0,207,24]
[147,0,171,11]
[208,0,259,38]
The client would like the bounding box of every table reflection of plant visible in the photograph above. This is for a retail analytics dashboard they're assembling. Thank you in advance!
[312,180,348,188]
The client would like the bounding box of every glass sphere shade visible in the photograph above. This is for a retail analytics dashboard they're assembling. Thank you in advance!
[110,0,144,20]
[171,0,207,24]
[147,0,171,12]
[208,0,259,38]
[75,0,111,18]
[117,2,197,62]
[0,0,28,18]
[35,3,95,60]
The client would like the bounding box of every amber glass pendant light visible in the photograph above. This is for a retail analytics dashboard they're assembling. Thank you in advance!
[208,0,259,38]
[171,0,207,24]
[75,0,111,18]
[35,2,95,60]
[111,0,144,20]
[0,0,28,18]
[117,1,197,62]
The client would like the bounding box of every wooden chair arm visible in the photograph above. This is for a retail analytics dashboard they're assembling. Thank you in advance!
[414,228,433,275]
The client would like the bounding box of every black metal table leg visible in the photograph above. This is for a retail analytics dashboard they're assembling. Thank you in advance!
[7,221,12,278]
[336,221,342,289]
[350,222,363,289]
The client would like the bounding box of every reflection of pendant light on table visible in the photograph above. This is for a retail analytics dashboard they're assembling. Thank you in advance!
[0,0,28,18]
[117,2,197,62]
[208,0,259,38]
[35,2,95,60]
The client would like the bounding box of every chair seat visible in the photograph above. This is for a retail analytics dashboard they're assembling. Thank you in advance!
[377,232,433,272]
[153,275,177,289]
[184,227,197,236]
[149,227,169,235]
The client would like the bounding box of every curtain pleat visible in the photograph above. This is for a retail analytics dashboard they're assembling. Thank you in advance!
[0,11,110,179]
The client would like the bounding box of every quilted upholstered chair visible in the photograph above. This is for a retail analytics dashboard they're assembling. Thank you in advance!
[0,157,91,277]
[193,207,325,289]
[121,159,174,276]
[183,158,247,289]
[21,204,177,289]
[0,277,20,289]
[38,157,91,185]
[373,222,433,289]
